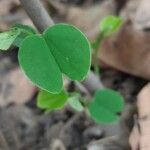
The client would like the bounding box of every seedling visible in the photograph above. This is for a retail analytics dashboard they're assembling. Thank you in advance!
[92,16,123,51]
[19,24,91,93]
[0,16,124,123]
[92,16,123,73]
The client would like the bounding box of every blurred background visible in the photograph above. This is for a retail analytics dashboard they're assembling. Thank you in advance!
[0,0,150,149]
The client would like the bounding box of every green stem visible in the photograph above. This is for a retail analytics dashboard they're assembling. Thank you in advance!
[93,32,104,74]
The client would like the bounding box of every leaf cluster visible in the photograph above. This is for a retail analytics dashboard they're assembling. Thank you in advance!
[0,15,124,124]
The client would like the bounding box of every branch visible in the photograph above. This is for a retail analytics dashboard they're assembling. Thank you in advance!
[81,71,104,94]
[20,0,54,32]
[19,0,104,94]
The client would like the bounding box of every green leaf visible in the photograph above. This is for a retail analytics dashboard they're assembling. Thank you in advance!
[100,16,123,37]
[12,24,37,47]
[88,89,124,123]
[0,24,37,51]
[37,90,68,111]
[19,24,91,93]
[43,24,91,80]
[19,35,63,93]
[0,28,20,50]
[68,93,84,112]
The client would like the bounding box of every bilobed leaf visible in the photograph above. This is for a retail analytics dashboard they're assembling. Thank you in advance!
[0,28,20,50]
[88,89,124,123]
[37,90,68,111]
[100,16,123,37]
[19,23,91,93]
[68,93,84,112]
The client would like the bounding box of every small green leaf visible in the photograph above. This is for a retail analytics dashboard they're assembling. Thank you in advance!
[12,24,37,47]
[68,93,84,112]
[37,90,68,111]
[0,28,20,50]
[19,23,91,93]
[100,16,123,37]
[88,89,124,123]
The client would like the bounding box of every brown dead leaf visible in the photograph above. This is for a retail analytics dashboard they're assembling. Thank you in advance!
[133,0,150,30]
[137,83,150,150]
[138,84,150,118]
[130,84,150,150]
[129,125,140,150]
[0,68,36,106]
[121,0,150,30]
[120,0,140,23]
[99,22,150,80]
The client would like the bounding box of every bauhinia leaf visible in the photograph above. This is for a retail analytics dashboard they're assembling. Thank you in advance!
[37,90,68,111]
[19,24,91,93]
[88,89,124,123]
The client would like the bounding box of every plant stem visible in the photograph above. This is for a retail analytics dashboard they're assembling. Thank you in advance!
[19,0,104,94]
[20,0,54,32]
[92,32,104,74]
[81,71,104,94]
